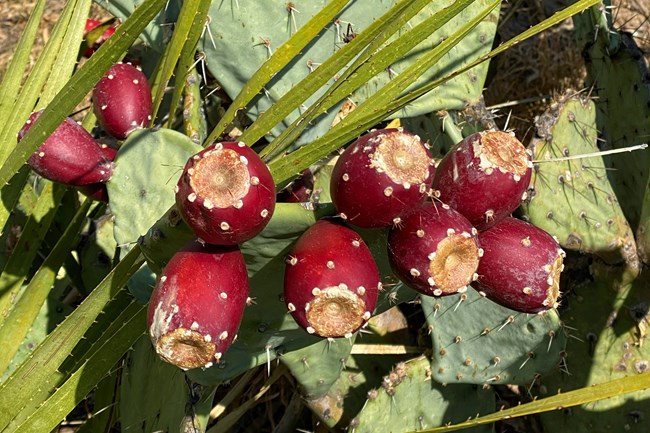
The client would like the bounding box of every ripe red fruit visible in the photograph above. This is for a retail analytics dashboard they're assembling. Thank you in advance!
[18,110,113,185]
[92,62,152,140]
[147,240,249,370]
[284,219,380,338]
[388,201,482,297]
[277,169,314,203]
[330,128,435,228]
[76,144,118,202]
[473,217,565,313]
[432,130,532,231]
[175,141,276,245]
[83,19,116,58]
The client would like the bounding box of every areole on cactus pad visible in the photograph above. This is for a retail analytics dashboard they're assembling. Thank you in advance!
[284,218,380,338]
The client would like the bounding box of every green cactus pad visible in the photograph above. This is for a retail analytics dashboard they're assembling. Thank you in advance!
[120,336,216,433]
[280,336,355,399]
[536,265,650,433]
[423,289,566,385]
[350,356,494,433]
[78,213,116,293]
[106,128,202,250]
[520,94,638,269]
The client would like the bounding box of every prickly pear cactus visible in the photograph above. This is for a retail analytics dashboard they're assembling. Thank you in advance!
[350,356,494,433]
[520,94,638,272]
[280,336,356,399]
[638,181,650,264]
[423,289,566,386]
[120,337,216,433]
[96,0,499,145]
[571,7,650,231]
[106,128,201,250]
[536,264,650,433]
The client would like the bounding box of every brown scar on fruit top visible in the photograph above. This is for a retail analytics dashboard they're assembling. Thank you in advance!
[428,233,481,295]
[155,326,217,370]
[190,147,251,208]
[476,131,531,178]
[368,130,432,186]
[306,285,368,337]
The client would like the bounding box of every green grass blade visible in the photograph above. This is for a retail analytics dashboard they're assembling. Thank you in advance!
[0,182,67,323]
[259,0,478,161]
[415,372,650,433]
[0,247,144,431]
[0,198,93,375]
[0,0,46,123]
[7,305,146,433]
[0,0,169,190]
[149,0,210,123]
[204,0,352,145]
[0,167,31,244]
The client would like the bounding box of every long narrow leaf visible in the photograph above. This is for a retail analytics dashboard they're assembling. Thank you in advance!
[204,0,352,145]
[0,0,46,123]
[0,247,144,430]
[0,198,93,375]
[0,183,67,322]
[415,372,650,433]
[0,0,169,190]
[38,0,92,104]
[163,0,212,129]
[267,0,497,184]
[260,0,479,161]
[7,306,146,433]
[149,0,209,122]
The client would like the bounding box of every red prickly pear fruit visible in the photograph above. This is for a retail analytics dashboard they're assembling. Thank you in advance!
[83,18,116,57]
[388,201,482,297]
[472,217,565,313]
[330,128,435,228]
[283,219,381,338]
[18,110,113,185]
[147,240,249,370]
[432,130,532,231]
[92,62,152,140]
[175,141,276,245]
[76,144,118,202]
[277,169,314,203]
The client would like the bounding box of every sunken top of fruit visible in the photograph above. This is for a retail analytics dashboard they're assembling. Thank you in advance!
[190,145,251,208]
[478,130,530,179]
[368,129,432,186]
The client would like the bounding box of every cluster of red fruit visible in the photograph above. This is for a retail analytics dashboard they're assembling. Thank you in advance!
[18,62,152,201]
[284,128,565,345]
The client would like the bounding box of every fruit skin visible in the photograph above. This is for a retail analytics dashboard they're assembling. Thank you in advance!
[175,141,276,245]
[284,218,380,338]
[330,128,435,228]
[432,130,532,231]
[92,62,152,140]
[83,19,116,57]
[147,240,249,370]
[277,169,314,203]
[76,144,118,202]
[473,217,565,314]
[18,110,113,185]
[388,201,481,297]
